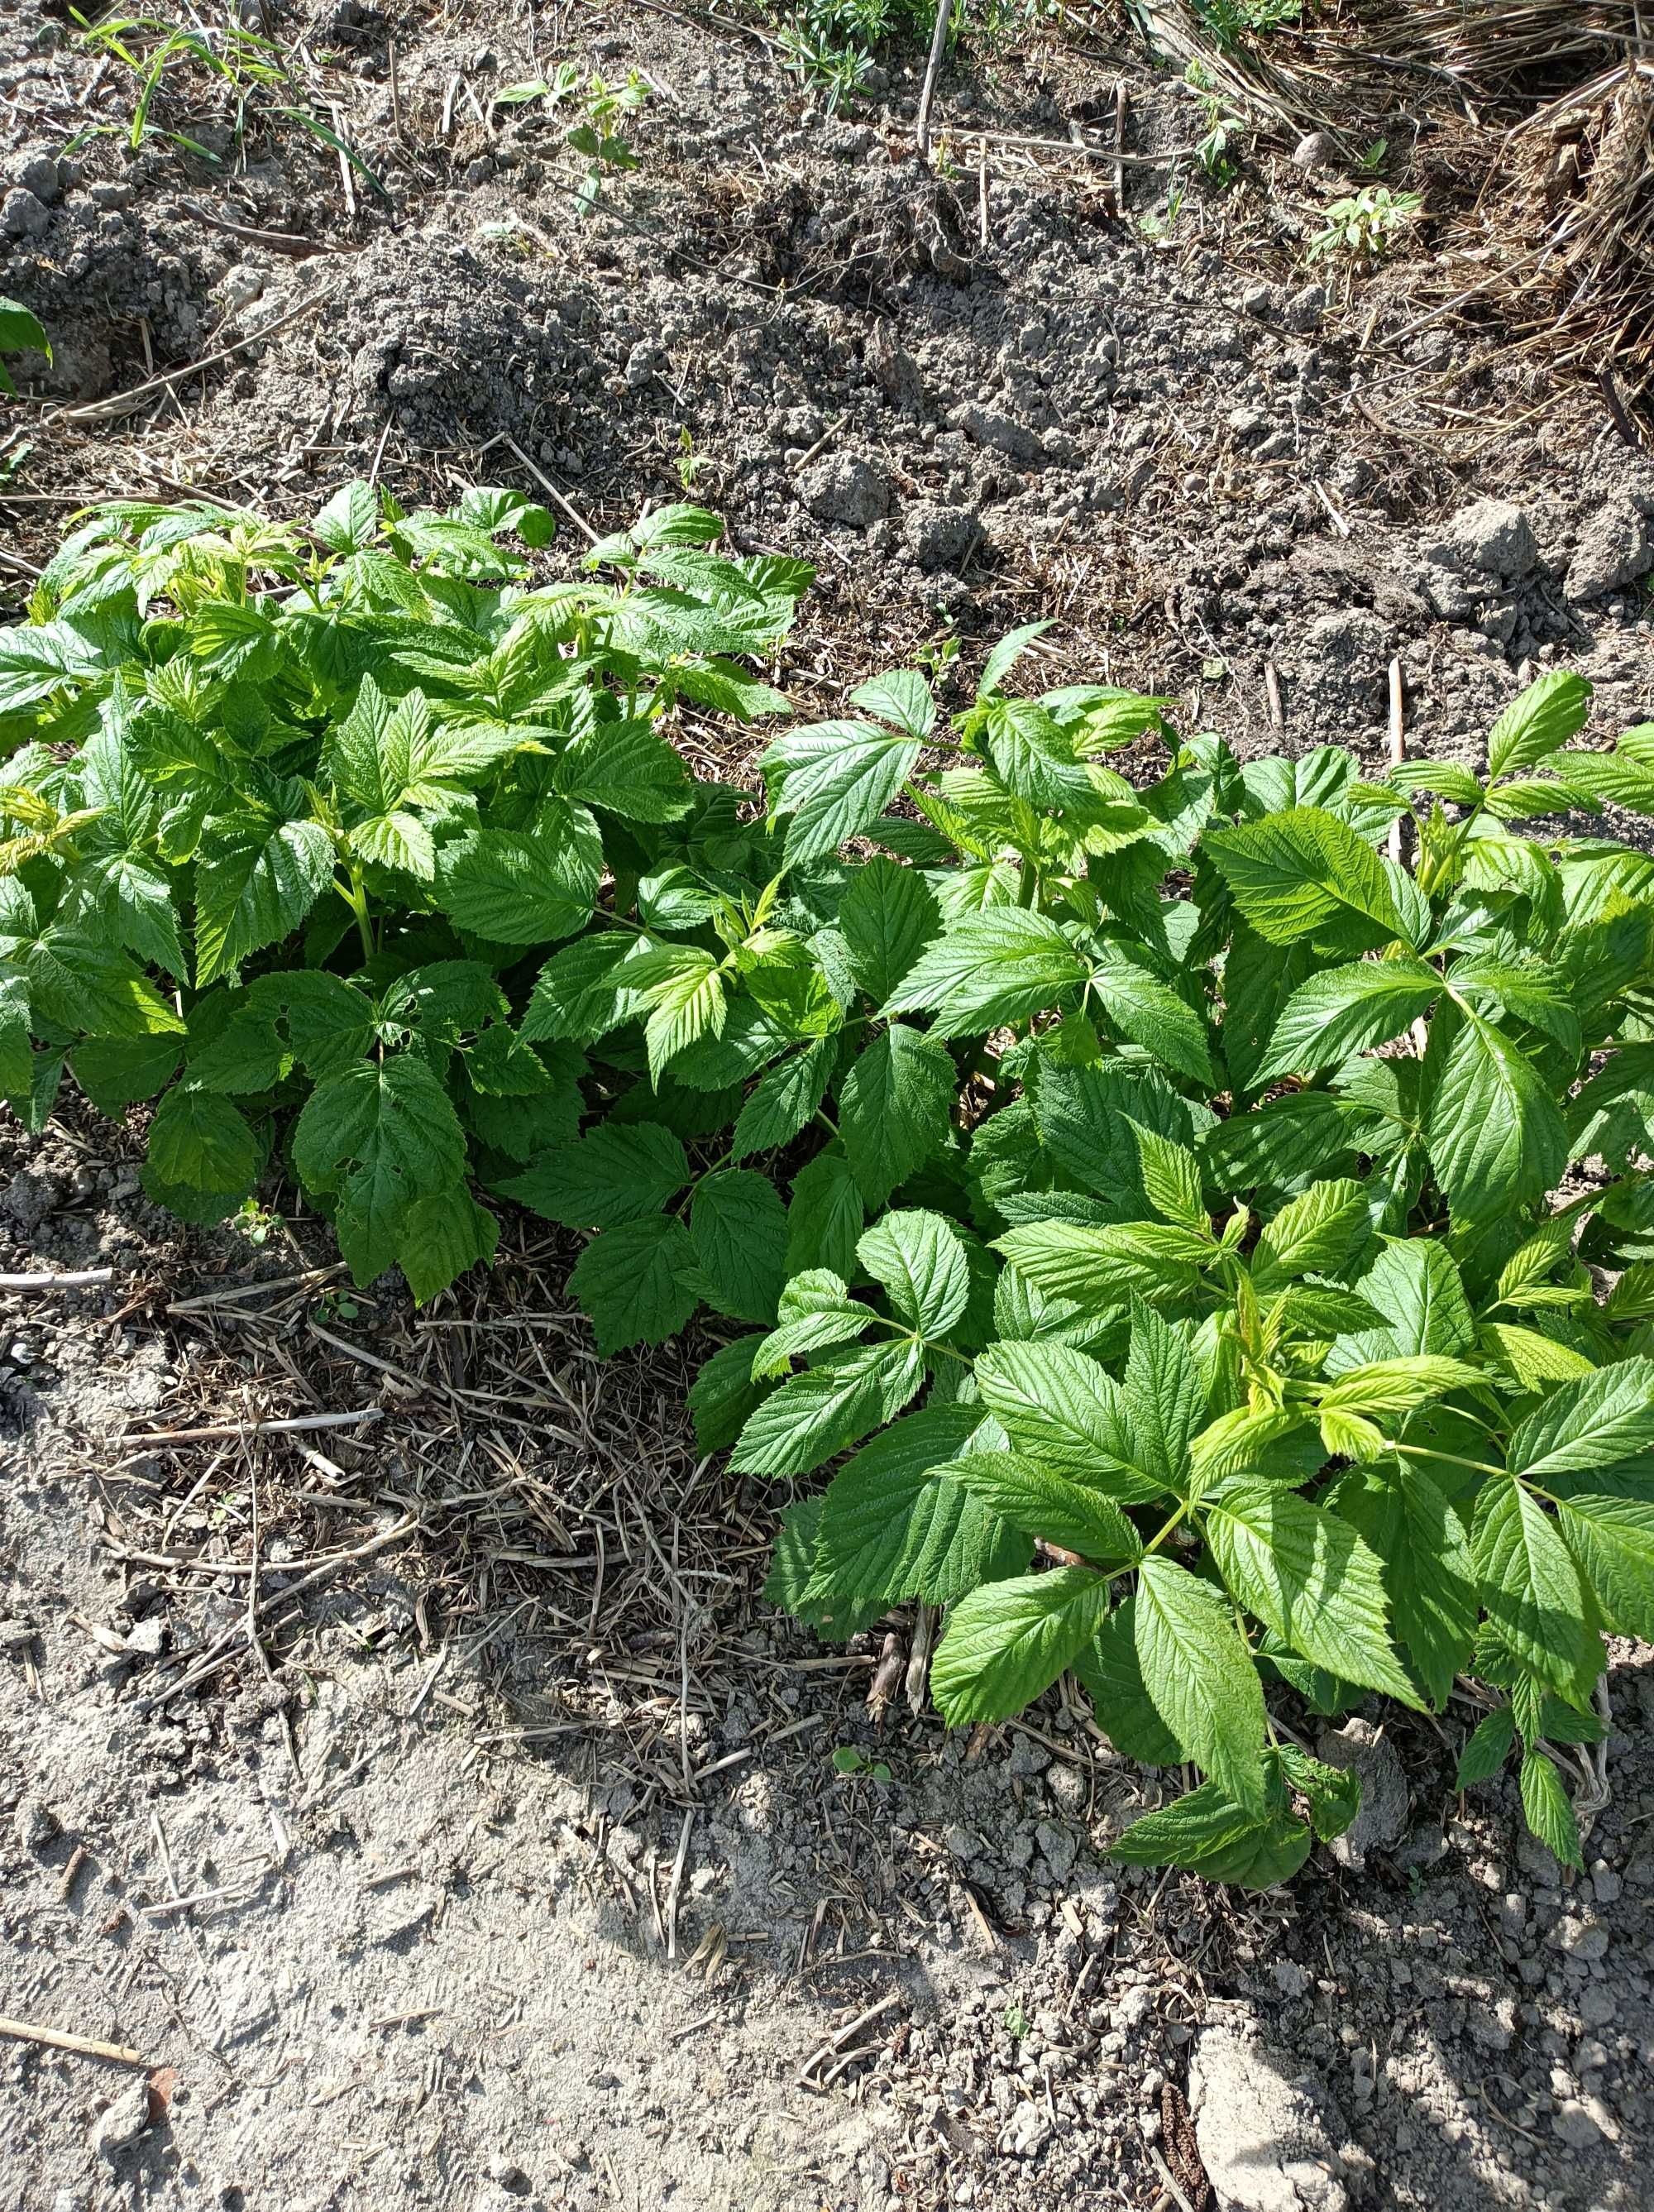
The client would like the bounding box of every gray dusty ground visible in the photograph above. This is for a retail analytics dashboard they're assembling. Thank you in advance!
[4,3,1654,2210]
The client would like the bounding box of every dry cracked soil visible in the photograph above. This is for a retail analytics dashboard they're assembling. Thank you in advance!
[3,3,1654,2210]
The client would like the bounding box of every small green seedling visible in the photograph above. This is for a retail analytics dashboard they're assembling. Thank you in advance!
[832,1745,893,1780]
[1307,184,1421,263]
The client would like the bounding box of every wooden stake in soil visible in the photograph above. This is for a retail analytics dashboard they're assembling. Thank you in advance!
[915,0,952,165]
[1388,656,1406,866]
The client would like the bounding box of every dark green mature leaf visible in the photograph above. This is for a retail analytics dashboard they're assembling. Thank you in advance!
[763,718,922,865]
[729,1338,925,1477]
[1091,942,1214,1084]
[1505,1360,1654,1491]
[858,1209,970,1336]
[1353,1239,1475,1359]
[194,811,333,987]
[1135,1555,1269,1815]
[785,1150,866,1277]
[1204,807,1408,950]
[1256,956,1439,1081]
[691,1168,787,1324]
[974,1339,1169,1501]
[1204,1479,1418,1702]
[1519,1749,1584,1870]
[732,1035,837,1160]
[1486,671,1590,780]
[945,1450,1140,1564]
[1073,1597,1183,1764]
[1425,1007,1566,1225]
[398,1183,499,1303]
[503,1122,689,1228]
[1554,1494,1654,1639]
[885,909,1088,1037]
[146,1087,257,1195]
[993,1220,1211,1312]
[1109,1781,1312,1889]
[689,1335,773,1453]
[437,802,601,945]
[1456,1703,1516,1787]
[1333,1459,1477,1707]
[932,1567,1112,1724]
[569,1214,698,1354]
[838,856,941,1005]
[1122,1300,1206,1491]
[805,1403,1008,1606]
[1472,1476,1599,1701]
[839,1023,955,1208]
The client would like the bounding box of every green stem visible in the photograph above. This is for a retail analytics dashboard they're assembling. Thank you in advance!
[343,864,375,963]
[1391,1441,1507,1481]
[1016,855,1039,908]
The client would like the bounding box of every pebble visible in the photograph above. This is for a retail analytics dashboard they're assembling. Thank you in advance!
[92,2081,151,2163]
[2,186,51,239]
[998,2101,1053,2158]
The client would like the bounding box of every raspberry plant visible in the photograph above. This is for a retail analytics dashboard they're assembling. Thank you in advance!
[5,492,1654,1884]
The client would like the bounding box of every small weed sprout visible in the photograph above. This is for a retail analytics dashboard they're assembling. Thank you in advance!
[1307,184,1422,263]
[1187,61,1246,189]
[491,65,648,215]
[66,9,385,194]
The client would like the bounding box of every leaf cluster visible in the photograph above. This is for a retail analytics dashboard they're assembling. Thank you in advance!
[7,501,1654,1886]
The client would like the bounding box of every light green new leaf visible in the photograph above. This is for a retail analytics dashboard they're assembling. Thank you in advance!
[1134,1555,1269,1815]
[729,1338,925,1477]
[1203,806,1409,950]
[1317,1355,1484,1418]
[932,1568,1113,1725]
[1204,1479,1419,1704]
[839,1022,955,1208]
[1255,956,1439,1081]
[858,1209,971,1336]
[568,1214,698,1355]
[884,908,1088,1037]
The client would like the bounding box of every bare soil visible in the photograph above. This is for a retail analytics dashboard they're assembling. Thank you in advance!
[3,5,1654,2210]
